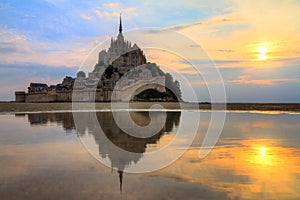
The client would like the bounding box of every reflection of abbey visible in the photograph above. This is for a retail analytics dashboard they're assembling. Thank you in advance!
[22,111,181,192]
[15,16,181,102]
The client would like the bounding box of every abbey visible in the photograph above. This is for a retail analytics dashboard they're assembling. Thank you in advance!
[15,16,180,103]
[97,16,147,74]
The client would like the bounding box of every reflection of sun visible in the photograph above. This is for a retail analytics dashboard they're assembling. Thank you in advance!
[260,146,266,157]
[251,145,275,166]
[164,139,300,199]
[257,46,268,60]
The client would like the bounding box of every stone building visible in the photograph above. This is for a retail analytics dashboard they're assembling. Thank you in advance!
[96,15,147,73]
[28,83,48,93]
[15,15,180,103]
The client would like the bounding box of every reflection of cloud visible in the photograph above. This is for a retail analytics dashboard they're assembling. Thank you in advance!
[0,140,80,178]
[157,138,300,200]
[2,110,300,198]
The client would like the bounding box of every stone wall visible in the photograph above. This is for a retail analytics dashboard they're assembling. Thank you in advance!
[56,91,72,102]
[25,93,57,103]
[16,81,165,102]
[23,91,103,102]
[72,90,104,102]
[15,91,26,102]
[113,76,166,101]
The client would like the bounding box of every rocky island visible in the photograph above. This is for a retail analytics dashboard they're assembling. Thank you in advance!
[15,15,181,103]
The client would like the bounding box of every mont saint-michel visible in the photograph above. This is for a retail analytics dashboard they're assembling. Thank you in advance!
[15,16,181,103]
[2,1,300,200]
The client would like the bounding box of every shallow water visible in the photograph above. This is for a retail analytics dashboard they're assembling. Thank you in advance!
[0,111,299,200]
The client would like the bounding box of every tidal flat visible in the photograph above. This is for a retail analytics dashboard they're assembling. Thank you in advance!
[1,102,300,114]
[0,103,300,199]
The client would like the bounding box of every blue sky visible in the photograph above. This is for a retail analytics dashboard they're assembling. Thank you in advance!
[0,0,299,102]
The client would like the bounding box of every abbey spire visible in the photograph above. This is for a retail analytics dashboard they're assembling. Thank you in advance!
[119,13,122,33]
[97,15,147,69]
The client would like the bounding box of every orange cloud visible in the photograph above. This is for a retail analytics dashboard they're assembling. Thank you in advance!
[228,76,300,86]
[94,3,137,20]
[172,0,300,69]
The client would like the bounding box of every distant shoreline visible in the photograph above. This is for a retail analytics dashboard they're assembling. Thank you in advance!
[0,102,300,114]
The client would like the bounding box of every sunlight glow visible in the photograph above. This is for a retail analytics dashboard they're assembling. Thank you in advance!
[250,145,276,166]
[260,146,266,157]
[257,46,268,60]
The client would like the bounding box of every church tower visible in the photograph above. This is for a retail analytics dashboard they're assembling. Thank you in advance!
[97,15,146,69]
[119,13,122,33]
[116,13,125,50]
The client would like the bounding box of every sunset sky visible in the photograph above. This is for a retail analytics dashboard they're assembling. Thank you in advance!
[0,0,299,102]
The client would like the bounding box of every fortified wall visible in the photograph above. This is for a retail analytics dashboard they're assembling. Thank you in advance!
[15,90,115,102]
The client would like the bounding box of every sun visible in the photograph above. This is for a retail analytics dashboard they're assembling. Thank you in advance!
[257,46,268,60]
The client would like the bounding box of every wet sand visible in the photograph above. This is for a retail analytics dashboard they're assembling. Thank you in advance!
[0,102,300,113]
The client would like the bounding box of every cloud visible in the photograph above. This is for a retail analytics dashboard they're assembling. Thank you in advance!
[1,0,300,102]
[0,27,109,67]
[228,75,300,86]
[0,28,32,55]
[0,63,79,101]
[94,3,137,20]
[176,58,242,70]
[172,0,300,66]
[0,43,16,53]
[218,49,234,53]
[171,12,243,31]
[80,13,92,20]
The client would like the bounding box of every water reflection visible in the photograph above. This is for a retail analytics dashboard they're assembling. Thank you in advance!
[26,113,75,131]
[26,111,181,192]
[9,111,300,199]
[167,138,300,199]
